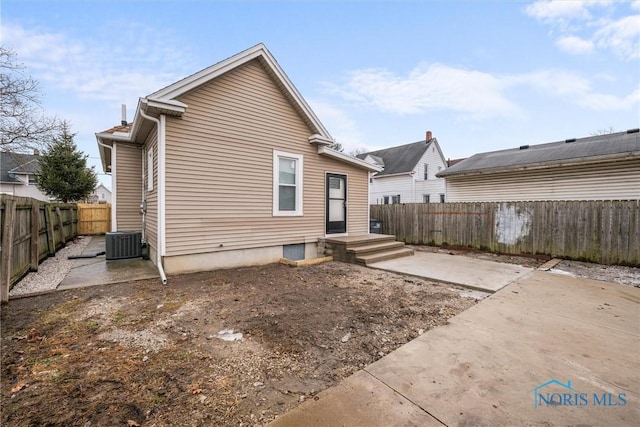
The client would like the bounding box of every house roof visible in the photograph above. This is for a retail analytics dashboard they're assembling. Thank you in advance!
[97,43,378,173]
[438,129,640,178]
[1,152,40,184]
[357,138,439,177]
[447,158,466,167]
[94,183,111,194]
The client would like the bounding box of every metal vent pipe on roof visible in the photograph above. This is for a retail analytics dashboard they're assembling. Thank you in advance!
[121,104,127,126]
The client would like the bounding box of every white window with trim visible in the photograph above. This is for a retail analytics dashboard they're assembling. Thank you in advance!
[273,150,303,216]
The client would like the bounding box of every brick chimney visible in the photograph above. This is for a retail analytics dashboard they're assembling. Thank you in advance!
[426,130,432,142]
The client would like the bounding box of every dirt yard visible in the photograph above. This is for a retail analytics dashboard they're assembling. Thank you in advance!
[1,261,478,427]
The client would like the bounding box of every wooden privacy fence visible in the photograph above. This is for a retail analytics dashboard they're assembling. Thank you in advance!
[77,203,111,235]
[371,201,640,266]
[0,195,78,302]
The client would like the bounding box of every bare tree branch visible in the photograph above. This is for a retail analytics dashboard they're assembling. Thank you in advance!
[0,46,60,152]
[590,126,616,136]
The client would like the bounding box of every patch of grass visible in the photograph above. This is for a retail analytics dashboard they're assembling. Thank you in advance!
[40,298,84,326]
[113,311,129,325]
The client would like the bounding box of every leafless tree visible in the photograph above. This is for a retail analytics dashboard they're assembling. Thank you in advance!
[590,126,616,136]
[328,141,344,152]
[1,47,59,152]
[349,147,367,156]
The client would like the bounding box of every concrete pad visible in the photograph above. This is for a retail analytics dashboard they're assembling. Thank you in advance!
[268,370,441,427]
[366,271,640,426]
[58,236,158,290]
[369,251,532,293]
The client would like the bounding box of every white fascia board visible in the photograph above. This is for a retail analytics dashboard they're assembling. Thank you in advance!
[121,97,187,147]
[262,47,332,138]
[372,171,413,179]
[432,139,448,166]
[317,146,382,172]
[147,43,331,139]
[143,98,188,114]
[96,132,132,173]
[148,44,267,99]
[309,134,333,146]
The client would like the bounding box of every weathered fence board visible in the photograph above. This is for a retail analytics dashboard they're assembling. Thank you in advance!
[0,195,78,302]
[77,203,111,235]
[371,200,640,266]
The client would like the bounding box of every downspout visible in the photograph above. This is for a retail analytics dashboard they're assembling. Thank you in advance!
[97,139,115,231]
[141,149,146,245]
[139,108,168,285]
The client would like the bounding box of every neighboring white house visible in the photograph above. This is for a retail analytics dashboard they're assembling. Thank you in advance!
[0,151,51,202]
[358,131,448,204]
[436,129,640,202]
[90,184,112,204]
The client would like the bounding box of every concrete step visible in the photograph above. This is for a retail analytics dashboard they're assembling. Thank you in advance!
[327,234,396,248]
[348,241,405,256]
[356,248,415,266]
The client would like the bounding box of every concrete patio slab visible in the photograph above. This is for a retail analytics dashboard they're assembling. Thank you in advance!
[57,236,159,290]
[269,271,640,427]
[369,251,533,293]
[269,370,441,427]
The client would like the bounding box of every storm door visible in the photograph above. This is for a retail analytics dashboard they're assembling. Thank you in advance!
[326,173,347,234]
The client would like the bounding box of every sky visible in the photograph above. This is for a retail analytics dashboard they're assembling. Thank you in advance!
[2,0,639,189]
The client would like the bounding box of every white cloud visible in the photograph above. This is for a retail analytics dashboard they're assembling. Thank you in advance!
[594,15,640,59]
[332,64,638,119]
[2,22,196,107]
[525,1,639,59]
[510,70,639,110]
[525,0,595,24]
[308,99,365,151]
[555,35,595,55]
[331,64,522,120]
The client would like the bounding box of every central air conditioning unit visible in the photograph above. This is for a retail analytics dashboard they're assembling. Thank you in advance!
[105,231,142,260]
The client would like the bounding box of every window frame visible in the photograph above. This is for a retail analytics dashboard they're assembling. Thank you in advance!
[273,150,303,216]
[423,194,430,203]
[424,163,428,180]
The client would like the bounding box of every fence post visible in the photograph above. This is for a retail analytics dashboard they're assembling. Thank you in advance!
[30,200,40,271]
[55,207,64,246]
[1,198,16,303]
[46,205,55,256]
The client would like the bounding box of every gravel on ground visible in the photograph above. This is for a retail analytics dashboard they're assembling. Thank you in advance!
[9,236,90,297]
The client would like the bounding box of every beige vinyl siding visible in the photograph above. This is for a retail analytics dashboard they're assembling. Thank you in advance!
[445,159,640,202]
[144,131,158,253]
[164,59,368,256]
[114,143,143,231]
[345,171,369,234]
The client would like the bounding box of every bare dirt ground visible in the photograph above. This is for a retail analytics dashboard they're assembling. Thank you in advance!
[1,261,478,427]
